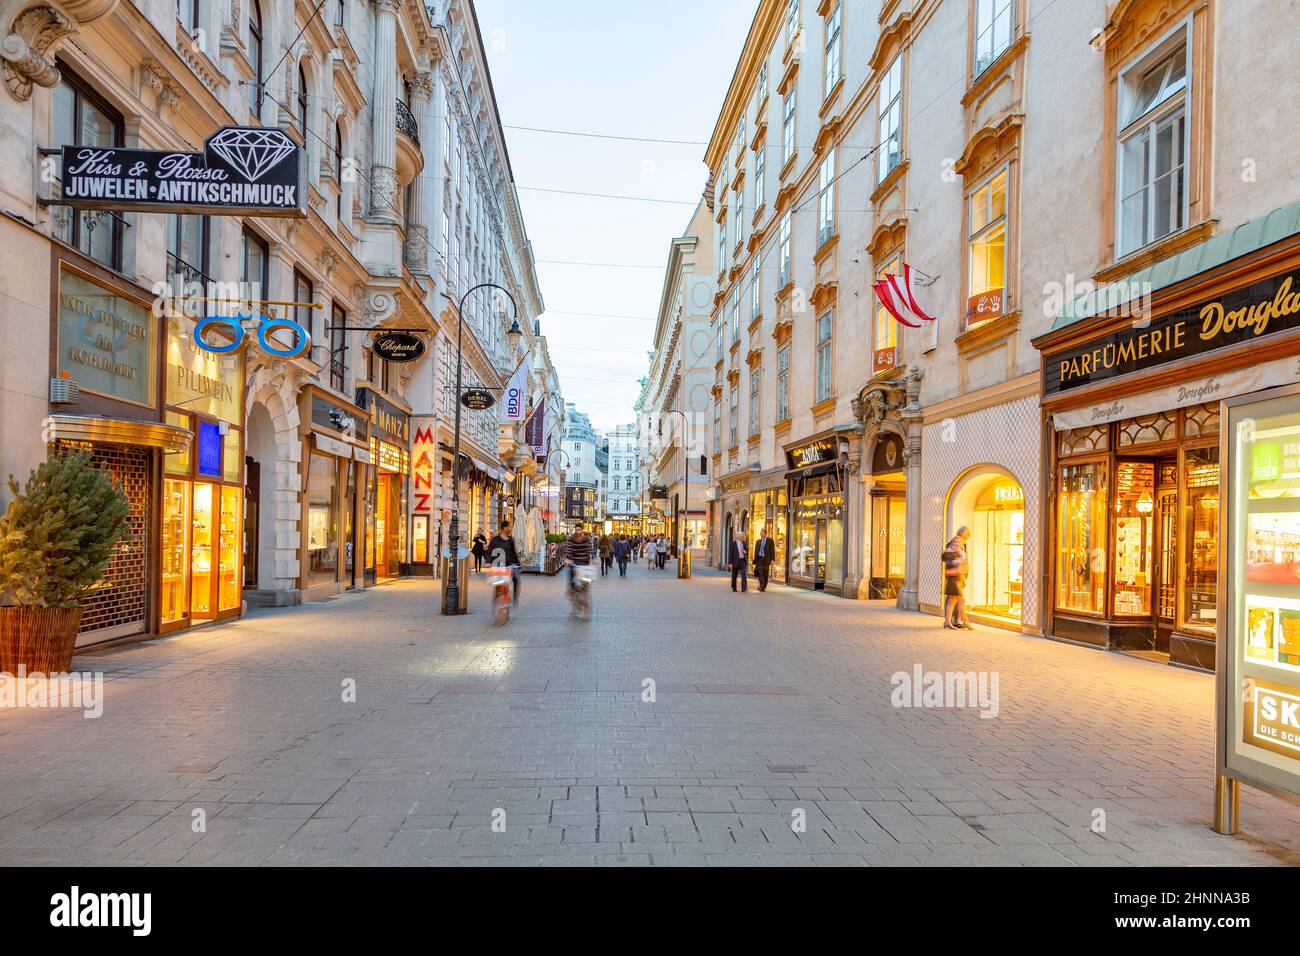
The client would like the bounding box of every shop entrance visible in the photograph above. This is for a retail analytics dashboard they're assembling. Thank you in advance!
[968,478,1025,621]
[869,476,906,599]
[1112,457,1180,657]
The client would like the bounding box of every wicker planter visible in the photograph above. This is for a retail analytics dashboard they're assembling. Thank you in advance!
[0,606,82,674]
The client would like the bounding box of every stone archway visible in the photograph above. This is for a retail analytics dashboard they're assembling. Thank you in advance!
[244,364,307,605]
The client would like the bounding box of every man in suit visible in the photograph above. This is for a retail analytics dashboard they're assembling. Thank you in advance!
[753,529,776,592]
[729,531,749,593]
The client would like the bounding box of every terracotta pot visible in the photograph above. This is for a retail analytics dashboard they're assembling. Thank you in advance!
[0,606,82,674]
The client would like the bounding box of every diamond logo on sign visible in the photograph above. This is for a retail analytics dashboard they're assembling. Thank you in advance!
[207,128,296,182]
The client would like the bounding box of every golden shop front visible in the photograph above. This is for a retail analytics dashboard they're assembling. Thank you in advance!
[784,436,848,594]
[47,253,189,647]
[159,311,247,631]
[357,387,411,584]
[1033,214,1300,670]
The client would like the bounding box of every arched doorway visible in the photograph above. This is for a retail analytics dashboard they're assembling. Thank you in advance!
[245,402,277,593]
[948,467,1025,623]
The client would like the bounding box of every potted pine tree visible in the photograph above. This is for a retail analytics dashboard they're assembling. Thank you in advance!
[0,450,129,673]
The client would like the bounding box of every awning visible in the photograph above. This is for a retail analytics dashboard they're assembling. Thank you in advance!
[784,461,839,481]
[45,415,192,454]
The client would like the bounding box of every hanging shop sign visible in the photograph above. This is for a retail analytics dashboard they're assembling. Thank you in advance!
[61,126,305,218]
[55,263,156,408]
[371,330,426,364]
[500,358,530,422]
[166,315,244,425]
[786,438,838,471]
[194,313,310,358]
[461,388,495,411]
[1045,269,1300,396]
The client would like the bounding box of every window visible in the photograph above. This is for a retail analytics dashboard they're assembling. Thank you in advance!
[715,317,724,363]
[1118,38,1188,257]
[718,211,727,269]
[817,148,836,247]
[248,0,263,116]
[785,0,800,47]
[874,254,900,374]
[824,3,842,94]
[729,386,739,447]
[241,228,268,299]
[815,310,833,402]
[749,256,761,318]
[736,117,746,165]
[178,0,200,34]
[334,0,344,27]
[748,368,760,437]
[967,167,1008,330]
[755,143,766,196]
[294,269,315,355]
[297,64,308,136]
[329,303,348,391]
[877,55,902,183]
[729,291,740,344]
[1057,462,1109,613]
[735,181,744,246]
[777,344,790,423]
[53,69,123,268]
[758,62,768,103]
[782,91,796,165]
[974,0,1014,75]
[168,214,209,283]
[778,213,791,287]
[1183,446,1219,633]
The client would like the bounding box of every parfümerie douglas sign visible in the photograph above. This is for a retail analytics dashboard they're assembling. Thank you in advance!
[61,126,305,218]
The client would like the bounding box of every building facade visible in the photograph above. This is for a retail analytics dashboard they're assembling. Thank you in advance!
[641,199,714,558]
[562,403,598,529]
[0,0,549,647]
[605,422,640,533]
[698,0,1300,674]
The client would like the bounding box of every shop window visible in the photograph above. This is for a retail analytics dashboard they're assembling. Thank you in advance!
[815,310,833,403]
[1118,410,1175,447]
[967,167,1007,330]
[1118,35,1189,257]
[877,55,902,183]
[53,67,123,269]
[1113,461,1156,616]
[974,0,1014,76]
[307,451,339,587]
[1184,446,1219,634]
[1060,424,1108,456]
[293,269,315,352]
[1057,461,1108,613]
[874,254,899,374]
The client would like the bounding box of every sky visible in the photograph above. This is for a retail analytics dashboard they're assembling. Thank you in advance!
[476,0,757,431]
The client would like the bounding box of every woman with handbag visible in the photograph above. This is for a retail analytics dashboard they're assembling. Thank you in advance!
[942,527,973,630]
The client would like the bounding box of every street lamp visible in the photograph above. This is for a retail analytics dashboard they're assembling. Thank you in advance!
[662,407,693,579]
[441,282,519,616]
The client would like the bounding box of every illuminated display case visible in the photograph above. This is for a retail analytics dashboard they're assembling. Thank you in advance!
[219,486,241,612]
[1223,384,1300,801]
[191,483,214,616]
[161,478,190,625]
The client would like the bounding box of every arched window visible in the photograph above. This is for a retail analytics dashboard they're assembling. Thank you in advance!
[297,64,308,136]
[248,0,263,116]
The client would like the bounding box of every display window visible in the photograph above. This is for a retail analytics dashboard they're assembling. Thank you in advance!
[1057,460,1108,613]
[968,478,1025,621]
[1113,460,1156,616]
[1183,446,1218,633]
[307,451,339,588]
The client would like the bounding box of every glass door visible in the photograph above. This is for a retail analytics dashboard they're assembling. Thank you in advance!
[814,518,828,589]
[218,485,241,613]
[191,482,215,619]
[1113,460,1156,617]
[161,478,190,626]
[1155,487,1178,651]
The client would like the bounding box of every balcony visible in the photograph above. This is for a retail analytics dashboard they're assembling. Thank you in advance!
[395,99,423,186]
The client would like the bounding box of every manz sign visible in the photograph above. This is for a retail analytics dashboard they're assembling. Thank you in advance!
[61,126,305,218]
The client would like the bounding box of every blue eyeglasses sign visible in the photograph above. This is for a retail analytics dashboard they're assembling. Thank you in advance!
[194,314,312,358]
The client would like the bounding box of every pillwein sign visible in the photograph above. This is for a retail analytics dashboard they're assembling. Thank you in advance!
[61,127,305,218]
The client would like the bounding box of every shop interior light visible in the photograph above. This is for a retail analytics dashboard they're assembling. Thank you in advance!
[1136,492,1155,514]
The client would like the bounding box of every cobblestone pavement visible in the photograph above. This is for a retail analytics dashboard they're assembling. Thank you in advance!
[2,563,1298,867]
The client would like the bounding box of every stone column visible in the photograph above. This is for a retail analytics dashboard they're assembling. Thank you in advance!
[404,70,433,272]
[896,367,926,612]
[369,0,400,221]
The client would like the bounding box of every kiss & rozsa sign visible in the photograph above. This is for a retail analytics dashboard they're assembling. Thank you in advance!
[61,126,305,218]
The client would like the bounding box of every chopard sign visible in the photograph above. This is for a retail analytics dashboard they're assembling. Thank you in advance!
[1045,271,1300,395]
[61,127,305,218]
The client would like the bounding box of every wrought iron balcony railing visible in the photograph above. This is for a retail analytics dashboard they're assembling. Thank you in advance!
[395,99,419,147]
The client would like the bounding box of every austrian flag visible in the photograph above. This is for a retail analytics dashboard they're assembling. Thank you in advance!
[874,263,937,328]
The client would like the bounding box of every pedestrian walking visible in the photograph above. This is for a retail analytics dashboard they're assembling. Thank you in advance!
[598,533,613,576]
[656,535,669,570]
[613,535,631,576]
[942,527,973,630]
[487,519,522,604]
[729,531,749,592]
[753,529,776,592]
[471,529,487,573]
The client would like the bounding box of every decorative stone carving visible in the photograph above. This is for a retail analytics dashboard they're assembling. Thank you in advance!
[359,289,399,328]
[370,165,397,217]
[2,3,79,100]
[317,248,340,278]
